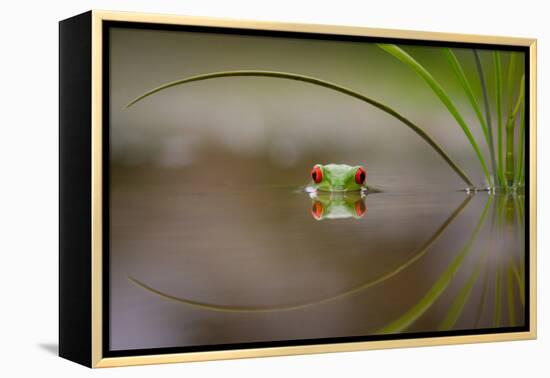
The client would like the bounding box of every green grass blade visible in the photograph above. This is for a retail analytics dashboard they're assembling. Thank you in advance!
[444,48,494,187]
[127,70,473,187]
[473,50,499,189]
[516,102,526,186]
[444,49,489,141]
[378,44,490,185]
[506,53,518,113]
[377,195,492,334]
[494,52,505,187]
[505,75,525,186]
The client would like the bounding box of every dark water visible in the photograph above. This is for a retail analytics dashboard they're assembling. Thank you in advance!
[109,163,525,351]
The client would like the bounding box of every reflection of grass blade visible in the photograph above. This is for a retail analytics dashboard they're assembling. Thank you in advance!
[444,49,494,186]
[377,195,492,334]
[378,44,490,184]
[507,261,516,326]
[127,70,473,187]
[440,194,497,330]
[519,197,526,301]
[494,262,502,327]
[475,264,490,327]
[474,50,498,187]
[511,263,524,306]
[438,252,486,331]
[128,195,473,313]
[505,75,525,186]
[512,196,525,306]
[494,52,505,186]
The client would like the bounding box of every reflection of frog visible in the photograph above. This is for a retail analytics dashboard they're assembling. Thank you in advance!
[309,163,366,192]
[309,190,367,220]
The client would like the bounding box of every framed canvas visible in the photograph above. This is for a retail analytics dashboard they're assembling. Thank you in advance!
[59,10,537,368]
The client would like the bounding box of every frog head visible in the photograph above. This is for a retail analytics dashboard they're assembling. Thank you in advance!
[310,163,366,192]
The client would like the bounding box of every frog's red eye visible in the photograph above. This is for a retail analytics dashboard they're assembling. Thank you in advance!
[355,167,366,185]
[311,201,324,220]
[355,200,367,217]
[311,166,323,184]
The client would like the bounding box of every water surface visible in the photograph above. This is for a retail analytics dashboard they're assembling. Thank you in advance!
[109,162,525,351]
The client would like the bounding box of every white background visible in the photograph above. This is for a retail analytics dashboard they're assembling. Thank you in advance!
[0,0,547,376]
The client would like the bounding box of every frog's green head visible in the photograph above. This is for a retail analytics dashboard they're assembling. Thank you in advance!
[310,163,366,192]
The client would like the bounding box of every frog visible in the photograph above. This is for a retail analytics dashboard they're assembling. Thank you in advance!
[305,163,369,220]
[309,190,367,220]
[308,163,367,192]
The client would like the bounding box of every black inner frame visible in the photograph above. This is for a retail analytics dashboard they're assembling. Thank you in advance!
[102,20,531,358]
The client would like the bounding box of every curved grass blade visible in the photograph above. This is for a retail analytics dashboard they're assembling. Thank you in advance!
[444,48,493,186]
[506,53,518,113]
[128,195,473,313]
[505,75,525,186]
[443,48,489,140]
[377,195,492,334]
[378,44,490,184]
[474,50,498,188]
[126,70,473,187]
[444,50,490,142]
[494,52,505,186]
[515,102,526,186]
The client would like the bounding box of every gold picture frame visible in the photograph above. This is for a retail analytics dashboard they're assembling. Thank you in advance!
[59,10,537,368]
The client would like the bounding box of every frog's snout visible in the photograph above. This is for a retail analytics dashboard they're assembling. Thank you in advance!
[331,186,347,192]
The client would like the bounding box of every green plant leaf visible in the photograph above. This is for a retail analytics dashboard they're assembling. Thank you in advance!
[444,48,495,187]
[473,50,499,189]
[127,70,473,187]
[494,52,505,186]
[378,44,490,185]
[505,75,525,185]
[444,49,489,141]
[516,102,526,186]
